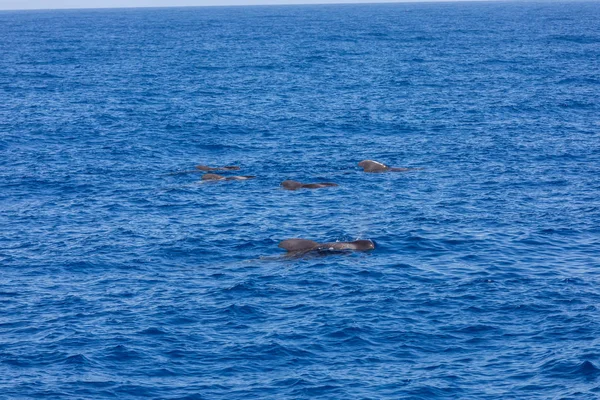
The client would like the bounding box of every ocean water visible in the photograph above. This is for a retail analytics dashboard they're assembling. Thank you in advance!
[1,2,600,398]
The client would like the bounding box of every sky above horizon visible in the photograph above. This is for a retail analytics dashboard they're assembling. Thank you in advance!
[0,0,492,11]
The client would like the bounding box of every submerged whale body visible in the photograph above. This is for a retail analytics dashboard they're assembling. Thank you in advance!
[278,238,375,255]
[196,165,241,171]
[358,160,411,173]
[202,173,255,181]
[281,180,338,191]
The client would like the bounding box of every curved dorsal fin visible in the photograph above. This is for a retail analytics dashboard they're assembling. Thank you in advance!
[358,160,389,172]
[281,180,303,190]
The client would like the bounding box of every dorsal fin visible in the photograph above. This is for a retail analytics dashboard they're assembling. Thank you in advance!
[281,180,303,190]
[358,160,389,172]
[278,239,319,252]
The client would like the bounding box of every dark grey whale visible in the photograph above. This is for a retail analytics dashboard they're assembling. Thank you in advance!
[281,180,338,191]
[278,239,375,256]
[358,160,413,173]
[202,173,255,181]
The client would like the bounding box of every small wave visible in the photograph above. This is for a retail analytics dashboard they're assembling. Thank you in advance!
[405,385,462,398]
[222,304,263,317]
[195,65,227,71]
[550,35,600,44]
[455,324,498,334]
[237,64,277,71]
[173,394,206,400]
[146,367,177,377]
[272,378,312,388]
[325,326,365,339]
[63,354,92,365]
[578,361,600,376]
[558,100,597,110]
[544,359,600,379]
[356,269,384,278]
[138,327,167,335]
[15,71,61,79]
[341,335,376,347]
[197,143,244,151]
[111,384,158,397]
[557,77,600,86]
[291,384,344,397]
[2,358,30,367]
[103,345,143,362]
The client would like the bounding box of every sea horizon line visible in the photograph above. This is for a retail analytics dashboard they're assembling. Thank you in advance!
[0,0,575,13]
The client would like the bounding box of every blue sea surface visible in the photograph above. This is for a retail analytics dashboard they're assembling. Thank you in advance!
[1,2,600,398]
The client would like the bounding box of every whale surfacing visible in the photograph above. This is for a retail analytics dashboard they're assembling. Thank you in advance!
[358,160,411,173]
[281,180,338,191]
[202,173,255,181]
[279,238,375,255]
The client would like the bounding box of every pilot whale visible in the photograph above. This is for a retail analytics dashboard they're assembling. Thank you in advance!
[358,160,414,173]
[281,180,338,191]
[279,239,375,255]
[202,173,255,181]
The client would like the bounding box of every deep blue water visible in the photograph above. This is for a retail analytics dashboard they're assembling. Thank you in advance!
[1,2,600,398]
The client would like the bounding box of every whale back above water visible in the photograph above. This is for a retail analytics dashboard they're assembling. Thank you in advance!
[279,239,375,255]
[302,182,338,189]
[358,160,410,173]
[202,173,255,181]
[323,240,375,251]
[281,180,303,190]
[202,173,226,181]
[281,180,338,190]
[278,239,320,252]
